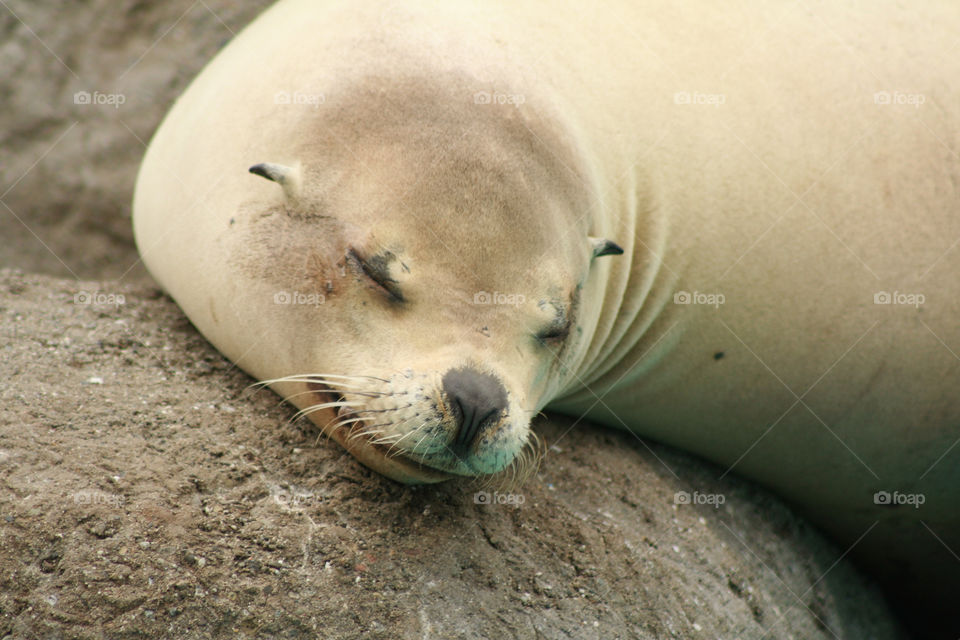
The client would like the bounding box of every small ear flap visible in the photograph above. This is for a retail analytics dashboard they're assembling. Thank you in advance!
[249,162,301,200]
[589,237,624,259]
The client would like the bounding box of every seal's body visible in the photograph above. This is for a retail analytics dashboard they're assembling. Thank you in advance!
[134,0,960,622]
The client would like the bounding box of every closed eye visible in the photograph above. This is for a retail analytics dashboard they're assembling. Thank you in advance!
[536,319,571,344]
[348,248,405,303]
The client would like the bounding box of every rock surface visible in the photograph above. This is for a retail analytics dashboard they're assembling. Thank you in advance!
[0,270,903,638]
[0,0,272,282]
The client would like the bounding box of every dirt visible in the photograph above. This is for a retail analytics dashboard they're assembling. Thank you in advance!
[0,270,903,639]
[0,0,273,284]
[0,1,908,638]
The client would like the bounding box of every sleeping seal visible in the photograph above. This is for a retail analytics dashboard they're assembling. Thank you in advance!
[133,0,960,629]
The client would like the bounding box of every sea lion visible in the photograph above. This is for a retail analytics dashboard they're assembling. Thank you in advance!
[133,0,960,628]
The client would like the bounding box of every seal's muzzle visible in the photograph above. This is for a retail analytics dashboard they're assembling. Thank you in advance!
[442,368,508,457]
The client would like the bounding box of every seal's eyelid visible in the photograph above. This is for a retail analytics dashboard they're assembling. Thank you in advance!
[536,307,572,343]
[347,248,405,303]
[536,321,571,343]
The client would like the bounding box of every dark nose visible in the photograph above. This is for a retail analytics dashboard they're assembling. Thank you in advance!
[442,368,508,456]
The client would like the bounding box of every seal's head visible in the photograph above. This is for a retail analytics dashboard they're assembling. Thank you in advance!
[234,77,623,483]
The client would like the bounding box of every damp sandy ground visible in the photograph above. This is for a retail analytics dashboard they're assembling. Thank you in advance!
[0,270,904,638]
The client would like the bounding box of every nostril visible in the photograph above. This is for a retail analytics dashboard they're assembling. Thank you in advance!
[452,399,496,449]
[452,398,471,446]
[442,368,508,455]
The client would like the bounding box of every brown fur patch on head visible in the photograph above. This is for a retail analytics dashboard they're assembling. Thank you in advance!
[281,70,597,286]
[226,202,354,301]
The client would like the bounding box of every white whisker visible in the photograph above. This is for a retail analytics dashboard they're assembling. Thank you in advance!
[256,373,390,386]
[283,389,390,403]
